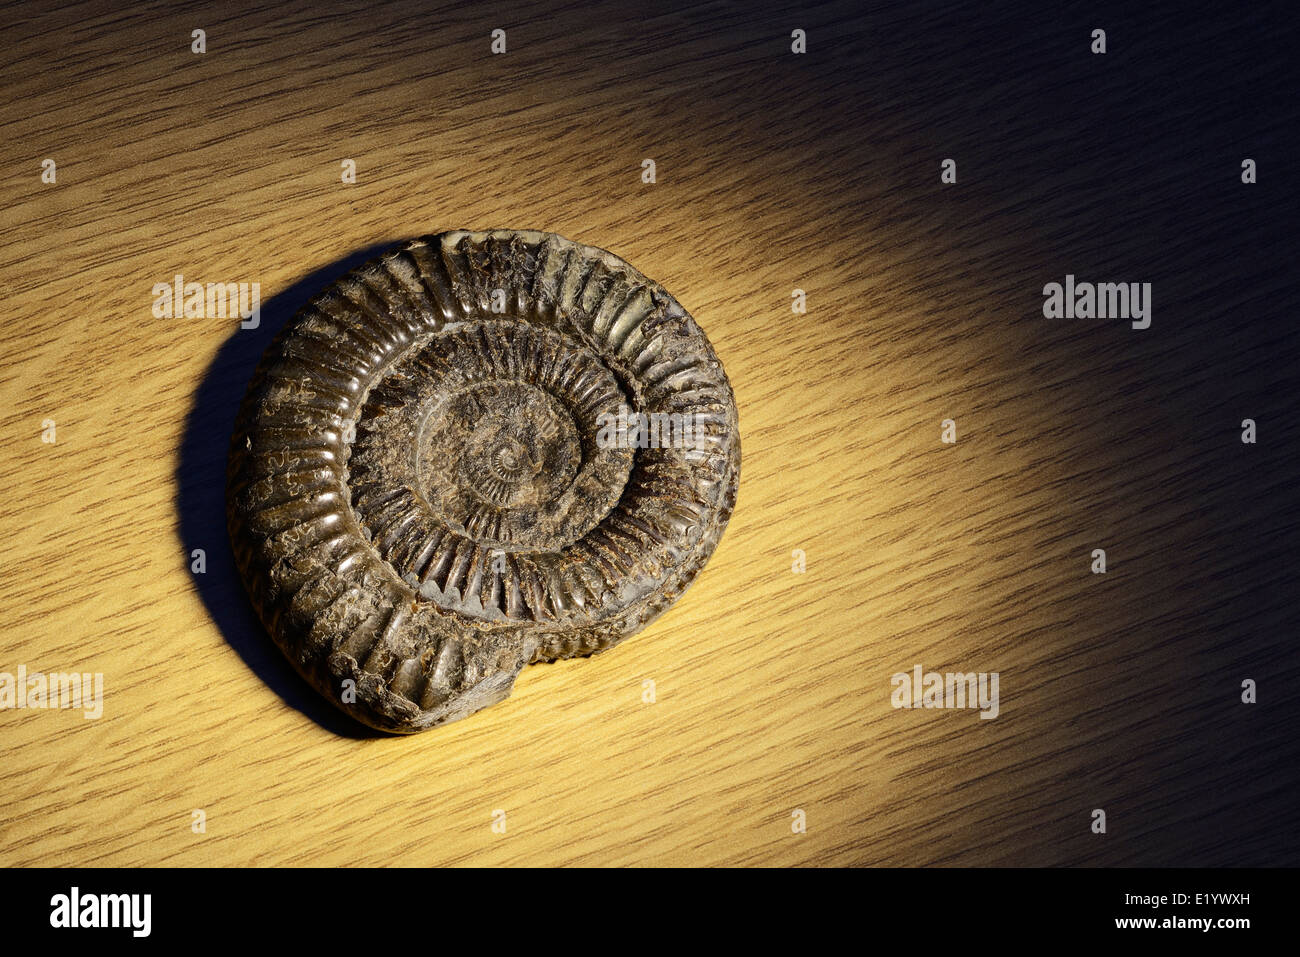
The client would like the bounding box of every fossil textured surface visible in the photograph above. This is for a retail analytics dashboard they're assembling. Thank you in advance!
[226,230,741,732]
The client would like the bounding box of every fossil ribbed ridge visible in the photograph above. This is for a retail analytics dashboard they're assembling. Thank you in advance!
[226,230,740,733]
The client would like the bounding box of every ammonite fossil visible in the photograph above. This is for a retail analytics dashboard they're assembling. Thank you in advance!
[226,230,740,733]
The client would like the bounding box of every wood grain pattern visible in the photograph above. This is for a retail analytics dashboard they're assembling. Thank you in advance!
[1,0,1295,867]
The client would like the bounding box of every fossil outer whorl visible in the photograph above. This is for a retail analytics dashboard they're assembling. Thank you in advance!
[226,230,741,733]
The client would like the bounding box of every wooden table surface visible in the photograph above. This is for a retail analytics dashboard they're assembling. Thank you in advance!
[1,0,1295,867]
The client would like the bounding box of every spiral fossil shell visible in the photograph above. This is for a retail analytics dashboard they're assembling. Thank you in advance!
[226,230,740,733]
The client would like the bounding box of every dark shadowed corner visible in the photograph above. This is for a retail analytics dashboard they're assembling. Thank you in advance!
[175,242,396,740]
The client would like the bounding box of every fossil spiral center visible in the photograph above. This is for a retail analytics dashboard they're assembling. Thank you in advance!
[348,321,636,562]
[422,380,580,513]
